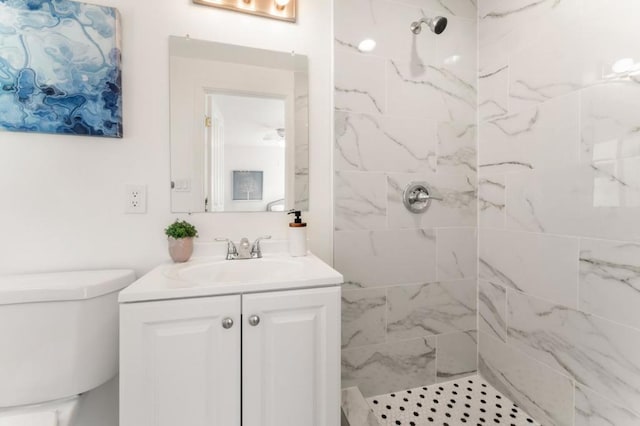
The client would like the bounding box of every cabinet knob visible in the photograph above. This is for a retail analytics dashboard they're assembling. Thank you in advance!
[248,315,260,326]
[222,317,234,329]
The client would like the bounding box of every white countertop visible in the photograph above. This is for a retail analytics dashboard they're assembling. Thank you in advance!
[118,252,343,303]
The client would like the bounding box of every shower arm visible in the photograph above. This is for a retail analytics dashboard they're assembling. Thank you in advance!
[410,18,429,34]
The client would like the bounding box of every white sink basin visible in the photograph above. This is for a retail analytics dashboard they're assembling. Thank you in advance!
[119,253,343,303]
[172,257,305,284]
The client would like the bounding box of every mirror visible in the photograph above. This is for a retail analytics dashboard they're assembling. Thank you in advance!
[169,36,309,213]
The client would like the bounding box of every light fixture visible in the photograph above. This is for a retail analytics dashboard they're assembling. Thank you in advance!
[357,38,377,53]
[274,0,289,11]
[193,0,296,22]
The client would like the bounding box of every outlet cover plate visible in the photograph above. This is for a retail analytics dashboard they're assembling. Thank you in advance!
[125,184,147,214]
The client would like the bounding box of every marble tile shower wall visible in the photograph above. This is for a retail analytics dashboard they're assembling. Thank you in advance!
[333,0,478,397]
[477,0,640,425]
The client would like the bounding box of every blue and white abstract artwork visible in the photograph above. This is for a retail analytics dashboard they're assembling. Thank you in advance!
[0,0,122,138]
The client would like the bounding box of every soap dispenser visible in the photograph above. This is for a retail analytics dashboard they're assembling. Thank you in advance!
[287,209,307,257]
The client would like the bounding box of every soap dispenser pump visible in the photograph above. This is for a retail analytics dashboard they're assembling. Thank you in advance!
[287,209,307,257]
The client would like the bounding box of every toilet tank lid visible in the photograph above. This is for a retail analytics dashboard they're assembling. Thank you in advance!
[0,269,136,305]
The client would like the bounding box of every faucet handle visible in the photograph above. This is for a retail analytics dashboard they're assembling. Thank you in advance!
[215,238,238,257]
[251,235,272,258]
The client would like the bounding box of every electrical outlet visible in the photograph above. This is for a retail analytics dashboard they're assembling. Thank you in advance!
[125,185,147,214]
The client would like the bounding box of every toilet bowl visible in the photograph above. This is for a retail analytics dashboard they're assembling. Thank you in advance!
[0,270,136,425]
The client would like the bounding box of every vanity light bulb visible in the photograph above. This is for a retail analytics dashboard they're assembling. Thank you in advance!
[274,0,290,6]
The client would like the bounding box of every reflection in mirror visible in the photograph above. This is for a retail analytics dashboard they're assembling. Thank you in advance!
[209,93,285,212]
[169,36,309,213]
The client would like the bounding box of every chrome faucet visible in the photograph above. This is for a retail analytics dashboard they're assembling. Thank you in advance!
[216,236,271,260]
[215,238,239,260]
[251,235,271,258]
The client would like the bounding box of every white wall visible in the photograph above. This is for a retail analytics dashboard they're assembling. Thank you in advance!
[0,0,333,276]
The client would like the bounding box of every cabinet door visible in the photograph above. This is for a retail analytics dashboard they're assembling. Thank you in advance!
[120,296,241,426]
[242,286,341,426]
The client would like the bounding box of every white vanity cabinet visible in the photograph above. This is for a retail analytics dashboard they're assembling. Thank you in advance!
[120,286,340,426]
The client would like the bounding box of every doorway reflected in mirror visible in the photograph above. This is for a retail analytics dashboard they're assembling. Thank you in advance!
[169,36,309,213]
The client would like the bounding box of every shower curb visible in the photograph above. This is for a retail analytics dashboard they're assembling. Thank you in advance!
[341,386,381,426]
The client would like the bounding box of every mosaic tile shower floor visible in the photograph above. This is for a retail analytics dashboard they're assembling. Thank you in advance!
[366,375,541,426]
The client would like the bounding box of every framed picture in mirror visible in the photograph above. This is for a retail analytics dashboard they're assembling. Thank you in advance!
[232,171,264,201]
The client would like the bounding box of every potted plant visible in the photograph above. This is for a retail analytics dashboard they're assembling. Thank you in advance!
[165,220,198,262]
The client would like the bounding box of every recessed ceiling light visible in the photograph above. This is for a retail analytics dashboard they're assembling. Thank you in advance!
[612,58,635,73]
[357,38,377,53]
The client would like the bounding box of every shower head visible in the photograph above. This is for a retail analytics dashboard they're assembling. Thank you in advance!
[410,16,448,35]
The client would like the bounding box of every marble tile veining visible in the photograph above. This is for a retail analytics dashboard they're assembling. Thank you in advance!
[335,51,386,115]
[386,60,476,125]
[437,121,477,175]
[508,27,582,111]
[342,387,380,426]
[436,331,477,382]
[479,0,580,72]
[480,228,580,308]
[334,171,387,231]
[342,289,387,349]
[334,0,437,64]
[341,337,437,398]
[387,280,476,341]
[334,0,480,409]
[575,384,640,426]
[505,162,640,242]
[335,112,437,173]
[477,0,640,422]
[507,290,640,410]
[334,229,437,289]
[436,227,477,281]
[579,238,640,330]
[479,63,509,122]
[581,83,640,164]
[479,331,575,426]
[479,280,506,342]
[479,92,580,173]
[478,175,505,228]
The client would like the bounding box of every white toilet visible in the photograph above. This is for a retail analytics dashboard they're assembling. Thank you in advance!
[0,270,135,425]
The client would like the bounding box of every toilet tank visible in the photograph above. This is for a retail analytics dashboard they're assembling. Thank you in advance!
[0,270,135,408]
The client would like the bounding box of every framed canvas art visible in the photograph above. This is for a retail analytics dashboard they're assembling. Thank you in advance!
[0,0,122,138]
